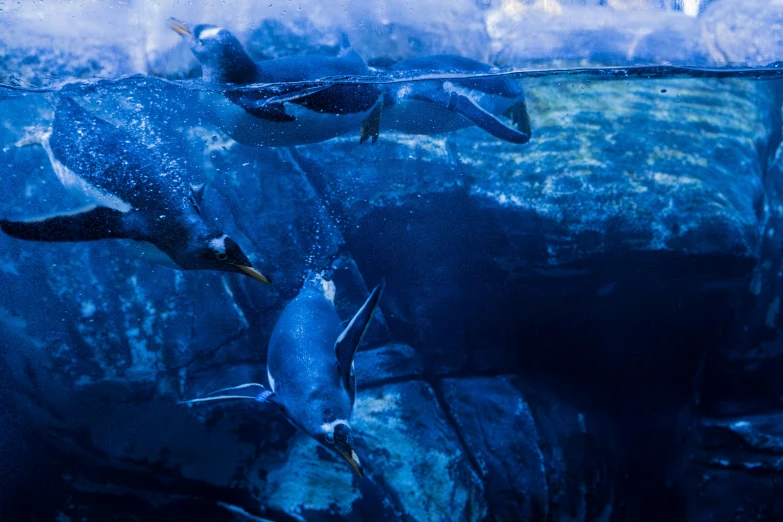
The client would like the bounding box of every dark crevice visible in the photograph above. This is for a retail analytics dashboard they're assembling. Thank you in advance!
[157,326,249,374]
[429,379,494,521]
[762,79,783,176]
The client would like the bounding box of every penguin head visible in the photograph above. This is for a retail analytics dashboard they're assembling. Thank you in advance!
[169,18,256,84]
[181,230,272,284]
[319,421,363,478]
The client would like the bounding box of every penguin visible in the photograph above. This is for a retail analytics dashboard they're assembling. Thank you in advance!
[0,97,272,285]
[169,19,384,147]
[376,54,532,144]
[180,272,385,477]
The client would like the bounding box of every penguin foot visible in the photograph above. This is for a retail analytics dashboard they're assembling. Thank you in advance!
[14,125,51,148]
[178,383,274,406]
[502,100,532,137]
[226,90,296,122]
[360,101,382,144]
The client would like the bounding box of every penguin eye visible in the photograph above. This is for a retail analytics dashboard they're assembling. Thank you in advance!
[325,432,334,444]
[216,252,228,261]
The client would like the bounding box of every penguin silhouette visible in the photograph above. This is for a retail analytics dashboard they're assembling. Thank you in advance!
[1,97,272,284]
[181,272,385,477]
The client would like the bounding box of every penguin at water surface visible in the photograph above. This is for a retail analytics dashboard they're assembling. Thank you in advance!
[375,54,532,143]
[180,272,385,477]
[0,97,272,285]
[169,18,384,147]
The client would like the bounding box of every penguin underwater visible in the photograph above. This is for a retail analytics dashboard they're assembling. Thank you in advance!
[180,272,385,477]
[169,18,384,147]
[374,54,532,144]
[0,97,272,285]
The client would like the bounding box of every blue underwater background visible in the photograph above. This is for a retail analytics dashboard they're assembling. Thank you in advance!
[2,1,783,521]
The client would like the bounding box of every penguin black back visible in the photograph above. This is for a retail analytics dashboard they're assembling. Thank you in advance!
[49,97,189,215]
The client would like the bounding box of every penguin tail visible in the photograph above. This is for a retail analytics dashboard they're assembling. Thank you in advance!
[14,125,52,149]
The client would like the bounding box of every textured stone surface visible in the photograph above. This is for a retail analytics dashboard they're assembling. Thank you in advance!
[352,381,488,522]
[439,376,549,521]
[356,343,424,387]
[685,413,783,521]
[291,76,776,380]
[297,76,773,263]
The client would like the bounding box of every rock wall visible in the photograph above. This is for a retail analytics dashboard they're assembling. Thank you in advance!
[2,1,783,520]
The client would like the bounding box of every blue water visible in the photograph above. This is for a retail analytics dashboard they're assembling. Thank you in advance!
[2,3,783,522]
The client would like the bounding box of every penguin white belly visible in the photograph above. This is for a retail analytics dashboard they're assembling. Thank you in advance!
[198,91,376,147]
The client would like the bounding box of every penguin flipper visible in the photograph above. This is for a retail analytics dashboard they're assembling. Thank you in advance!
[0,205,128,242]
[225,91,295,122]
[411,89,531,144]
[502,99,532,137]
[178,383,275,406]
[335,279,385,384]
[208,382,270,398]
[360,100,383,144]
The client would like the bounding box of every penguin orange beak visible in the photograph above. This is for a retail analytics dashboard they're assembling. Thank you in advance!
[336,448,364,478]
[168,18,193,37]
[234,264,273,285]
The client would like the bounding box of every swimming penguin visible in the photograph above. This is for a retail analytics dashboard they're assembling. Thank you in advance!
[0,97,272,285]
[169,19,384,147]
[376,54,532,144]
[180,272,385,477]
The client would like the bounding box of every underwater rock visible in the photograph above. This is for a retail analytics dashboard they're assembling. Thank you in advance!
[517,386,615,522]
[696,132,783,433]
[355,343,423,388]
[684,413,783,521]
[439,376,549,521]
[291,76,776,376]
[352,381,488,522]
[254,434,364,522]
[688,140,783,520]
